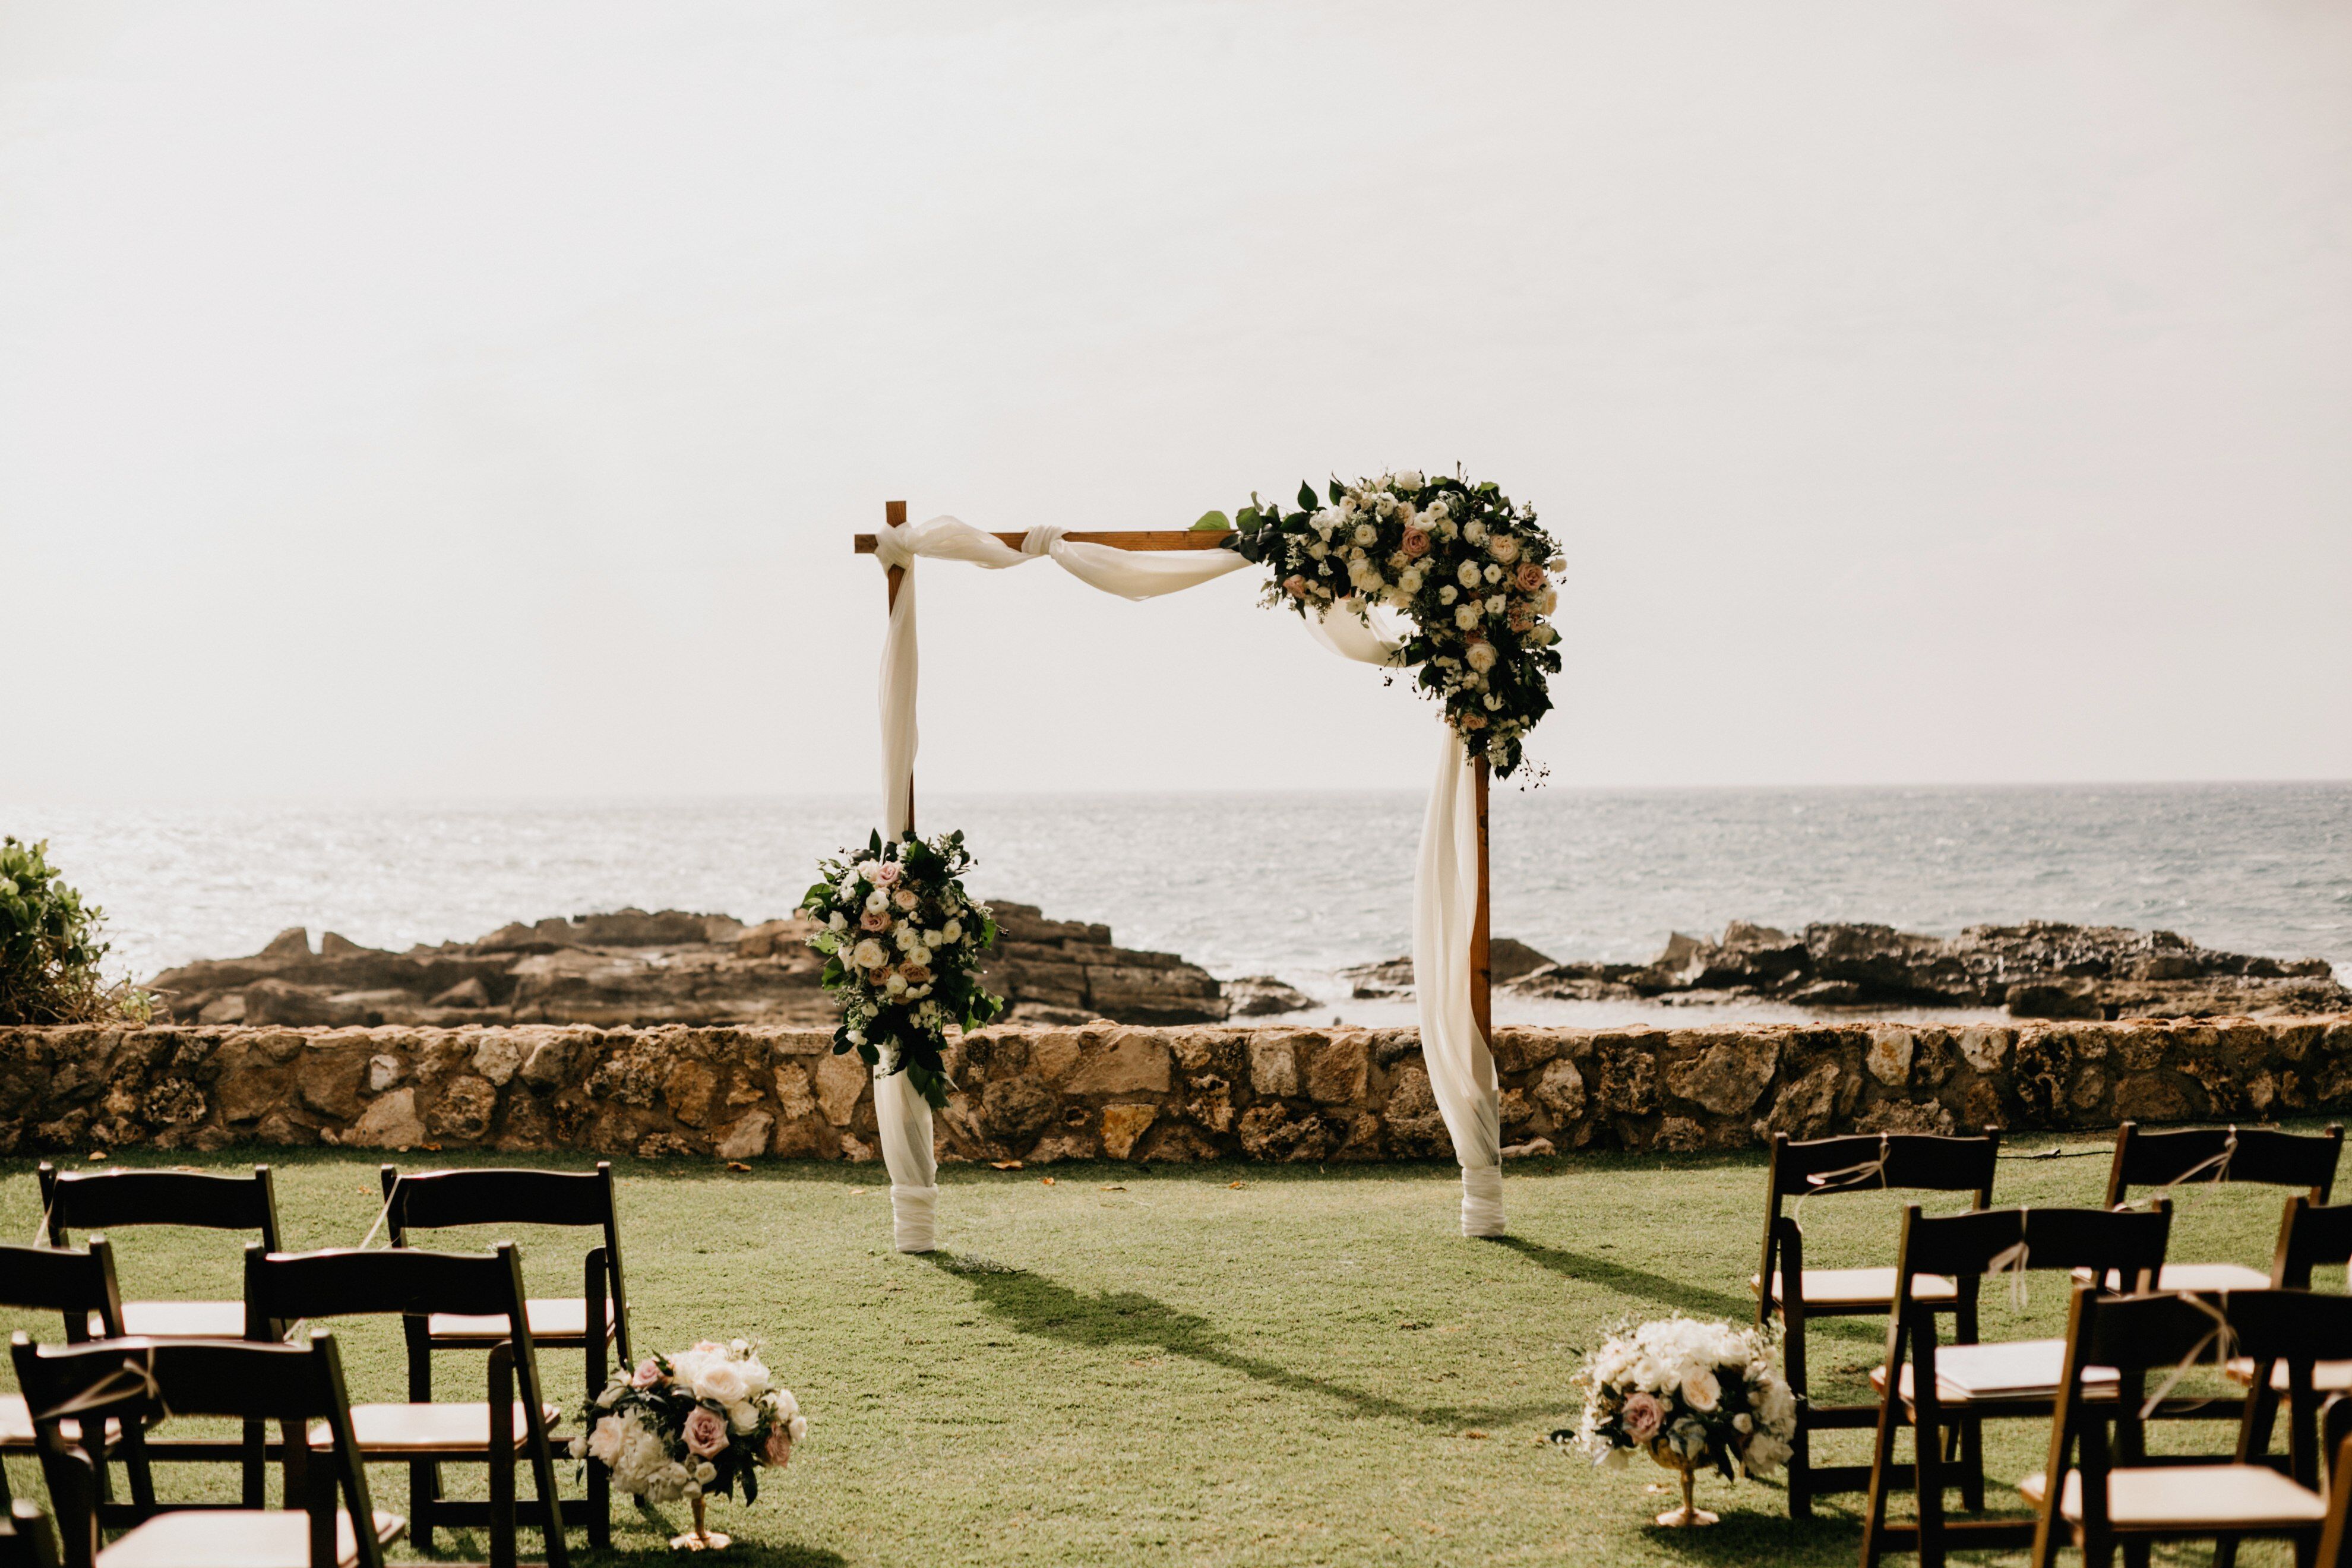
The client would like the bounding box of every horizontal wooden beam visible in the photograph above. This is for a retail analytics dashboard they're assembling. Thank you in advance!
[853,529,1235,554]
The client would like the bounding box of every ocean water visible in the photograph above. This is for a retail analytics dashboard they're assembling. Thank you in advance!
[7,783,2347,1025]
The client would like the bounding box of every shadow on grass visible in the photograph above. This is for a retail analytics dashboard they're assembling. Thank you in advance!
[927,1253,1554,1431]
[1490,1237,1883,1347]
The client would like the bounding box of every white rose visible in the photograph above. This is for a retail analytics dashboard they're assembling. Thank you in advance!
[696,1461,718,1484]
[1311,508,1339,535]
[1425,498,1449,519]
[942,919,962,941]
[1307,541,1329,560]
[1465,643,1497,672]
[728,1401,758,1433]
[1352,523,1377,546]
[885,972,908,995]
[1681,1369,1721,1412]
[1537,586,1557,615]
[1398,570,1423,595]
[1439,584,1458,604]
[696,1358,751,1406]
[1396,469,1424,489]
[865,889,887,912]
[852,938,885,969]
[1483,694,1501,709]
[1463,520,1487,545]
[788,1415,809,1444]
[1483,562,1502,584]
[586,1414,628,1467]
[1456,561,1482,589]
[1454,605,1479,631]
[827,912,846,932]
[1487,594,1506,614]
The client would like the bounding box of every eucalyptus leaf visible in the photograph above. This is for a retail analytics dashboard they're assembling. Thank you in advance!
[1191,510,1231,532]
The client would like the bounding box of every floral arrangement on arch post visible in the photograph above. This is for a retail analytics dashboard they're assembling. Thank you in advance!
[1213,470,1564,777]
[799,828,1003,1110]
[575,1339,808,1507]
[1556,1316,1796,1525]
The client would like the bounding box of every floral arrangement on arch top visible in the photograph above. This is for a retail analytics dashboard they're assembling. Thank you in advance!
[799,828,1002,1111]
[1213,470,1564,777]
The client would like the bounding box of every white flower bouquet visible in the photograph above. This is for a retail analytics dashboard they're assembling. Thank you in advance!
[574,1339,808,1509]
[799,828,1003,1109]
[1559,1316,1795,1525]
[1218,470,1564,777]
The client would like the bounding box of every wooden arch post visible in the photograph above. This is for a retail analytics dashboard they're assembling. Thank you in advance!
[859,499,1494,1039]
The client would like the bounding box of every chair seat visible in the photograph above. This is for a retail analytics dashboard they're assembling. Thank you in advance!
[2071,1262,2274,1293]
[2019,1465,2327,1530]
[97,1508,405,1568]
[1753,1268,1959,1308]
[2223,1357,2352,1393]
[315,1402,560,1453]
[1871,1340,2118,1406]
[0,1394,119,1448]
[108,1301,248,1339]
[426,1297,605,1343]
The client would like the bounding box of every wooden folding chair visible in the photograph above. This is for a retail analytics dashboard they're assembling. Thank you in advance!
[36,1165,284,1339]
[2319,1430,2352,1568]
[2227,1199,2352,1452]
[1860,1203,2173,1568]
[0,1500,62,1568]
[377,1165,628,1547]
[13,1332,401,1568]
[1753,1128,2000,1518]
[2103,1121,2344,1289]
[0,1240,146,1517]
[244,1243,571,1568]
[2024,1287,2352,1567]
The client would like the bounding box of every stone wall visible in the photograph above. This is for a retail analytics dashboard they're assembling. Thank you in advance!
[3,1016,2348,1163]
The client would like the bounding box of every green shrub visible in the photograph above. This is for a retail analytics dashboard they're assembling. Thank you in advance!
[0,836,137,1025]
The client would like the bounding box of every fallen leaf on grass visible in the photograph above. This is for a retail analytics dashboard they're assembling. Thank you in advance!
[1399,1320,1432,1331]
[1228,1181,1246,1190]
[848,1187,869,1196]
[1039,1177,1056,1187]
[1462,1430,1490,1440]
[990,1160,1023,1170]
[87,1152,107,1162]
[726,1162,753,1172]
[1100,1185,1127,1192]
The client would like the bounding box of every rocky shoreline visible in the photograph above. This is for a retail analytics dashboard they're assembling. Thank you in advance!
[144,909,2347,1033]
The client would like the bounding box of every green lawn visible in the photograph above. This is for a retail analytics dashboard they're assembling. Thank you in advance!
[0,1136,2331,1567]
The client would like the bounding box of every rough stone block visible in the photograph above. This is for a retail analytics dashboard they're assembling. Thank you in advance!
[1248,1039,1298,1099]
[1063,1032,1172,1096]
[1308,1036,1369,1104]
[814,1052,868,1126]
[1664,1039,1780,1116]
[1101,1103,1159,1159]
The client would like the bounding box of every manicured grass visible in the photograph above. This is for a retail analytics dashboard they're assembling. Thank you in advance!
[0,1136,2331,1567]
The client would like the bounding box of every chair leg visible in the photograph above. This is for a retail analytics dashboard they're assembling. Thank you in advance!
[1914,1406,1948,1568]
[2120,1540,2151,1568]
[587,1455,611,1549]
[1858,1381,1906,1567]
[1788,1399,1814,1520]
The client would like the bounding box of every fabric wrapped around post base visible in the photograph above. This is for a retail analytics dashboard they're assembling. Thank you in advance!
[1460,1164,1506,1238]
[891,1185,939,1254]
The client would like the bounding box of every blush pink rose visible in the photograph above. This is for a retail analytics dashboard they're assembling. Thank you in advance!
[1459,712,1487,731]
[859,908,890,932]
[630,1358,665,1389]
[1400,527,1431,558]
[1282,575,1308,598]
[900,963,932,985]
[1514,561,1545,592]
[1621,1392,1664,1441]
[763,1427,794,1468]
[683,1406,729,1459]
[871,862,901,886]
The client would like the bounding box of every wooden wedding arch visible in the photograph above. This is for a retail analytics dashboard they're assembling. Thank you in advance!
[855,499,1499,1036]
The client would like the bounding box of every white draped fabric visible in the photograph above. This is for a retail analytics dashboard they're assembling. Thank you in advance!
[869,513,1504,1250]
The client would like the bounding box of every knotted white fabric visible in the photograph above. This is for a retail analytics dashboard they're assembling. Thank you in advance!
[870,516,1505,1244]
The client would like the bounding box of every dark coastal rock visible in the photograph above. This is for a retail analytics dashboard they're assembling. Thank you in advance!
[1338,937,1558,998]
[1224,975,1314,1017]
[1504,919,2350,1021]
[149,900,1231,1030]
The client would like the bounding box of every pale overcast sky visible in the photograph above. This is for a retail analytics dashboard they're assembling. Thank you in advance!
[3,1,2347,799]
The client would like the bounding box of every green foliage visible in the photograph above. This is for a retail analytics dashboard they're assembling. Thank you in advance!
[1189,510,1231,532]
[797,827,1004,1110]
[0,837,125,1025]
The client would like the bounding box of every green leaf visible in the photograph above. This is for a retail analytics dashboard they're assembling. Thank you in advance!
[1190,510,1231,532]
[1297,480,1318,511]
[1328,478,1345,505]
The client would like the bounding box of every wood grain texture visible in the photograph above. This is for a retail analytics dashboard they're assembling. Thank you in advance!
[855,529,1236,554]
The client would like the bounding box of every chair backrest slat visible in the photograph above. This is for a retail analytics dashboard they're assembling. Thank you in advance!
[1768,1131,2001,1197]
[37,1165,282,1247]
[1898,1203,2173,1283]
[2105,1121,2344,1207]
[2272,1197,2352,1288]
[0,1241,124,1341]
[244,1245,527,1326]
[380,1165,616,1232]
